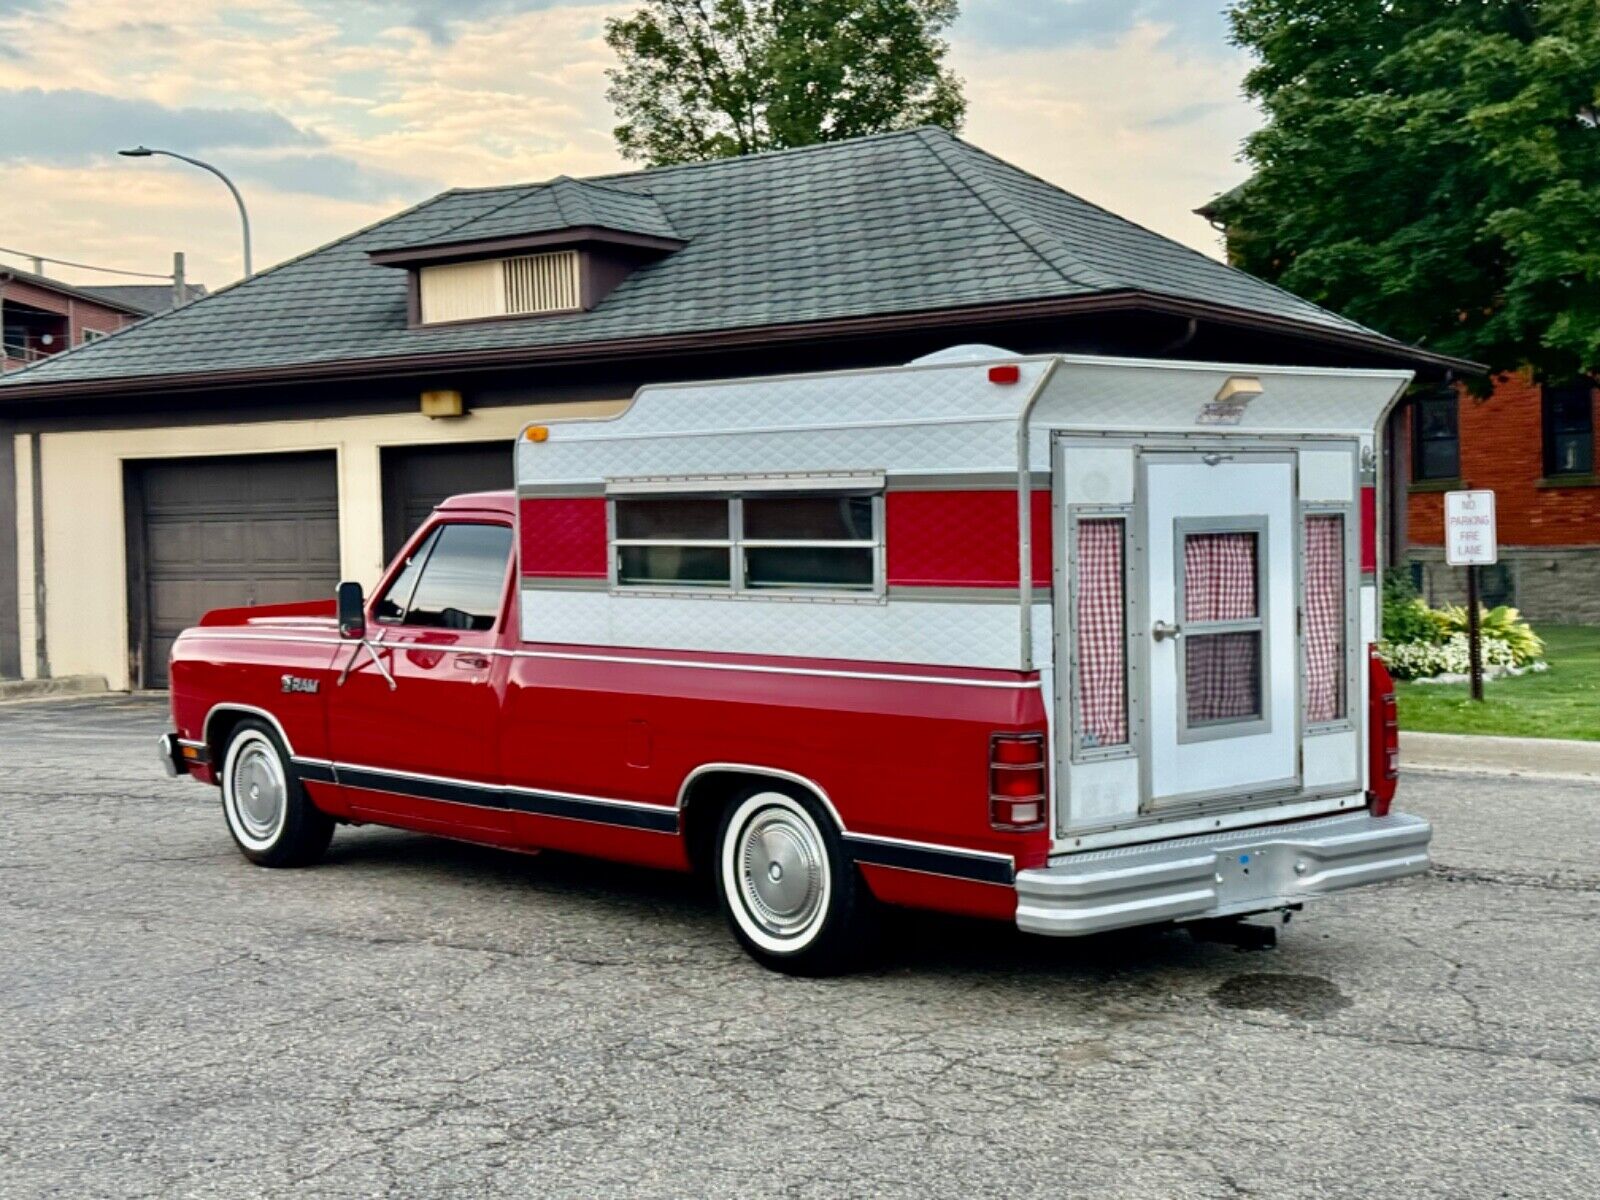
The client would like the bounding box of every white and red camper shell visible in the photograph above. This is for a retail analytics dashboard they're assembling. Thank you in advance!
[514,348,1430,935]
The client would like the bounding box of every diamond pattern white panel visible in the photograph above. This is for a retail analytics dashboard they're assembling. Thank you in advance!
[1032,358,1410,437]
[518,360,1048,486]
[521,588,1033,670]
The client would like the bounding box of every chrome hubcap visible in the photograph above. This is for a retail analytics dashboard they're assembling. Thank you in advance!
[232,743,286,841]
[738,808,824,939]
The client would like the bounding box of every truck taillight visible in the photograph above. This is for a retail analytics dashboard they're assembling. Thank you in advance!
[990,734,1047,831]
[1367,645,1399,816]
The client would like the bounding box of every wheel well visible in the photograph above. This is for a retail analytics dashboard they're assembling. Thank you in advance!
[679,769,835,876]
[204,708,273,765]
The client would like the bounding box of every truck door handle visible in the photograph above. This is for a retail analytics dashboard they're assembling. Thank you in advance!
[1151,620,1183,642]
[454,654,491,670]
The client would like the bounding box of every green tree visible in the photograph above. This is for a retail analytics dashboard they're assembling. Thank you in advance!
[604,0,965,166]
[1216,0,1600,384]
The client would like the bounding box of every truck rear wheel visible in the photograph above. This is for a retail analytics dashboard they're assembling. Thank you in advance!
[220,719,334,868]
[715,785,873,975]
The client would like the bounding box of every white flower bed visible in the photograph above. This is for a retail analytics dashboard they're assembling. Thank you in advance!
[1378,633,1518,681]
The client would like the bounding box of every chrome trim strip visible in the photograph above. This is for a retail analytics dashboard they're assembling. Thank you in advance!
[299,758,679,833]
[497,646,1043,690]
[886,471,1051,492]
[201,702,300,757]
[674,762,848,828]
[177,633,1042,689]
[607,470,885,495]
[840,828,1015,866]
[516,482,607,498]
[842,833,1015,885]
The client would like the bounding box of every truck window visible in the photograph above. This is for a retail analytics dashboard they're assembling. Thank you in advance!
[374,528,440,624]
[392,523,513,632]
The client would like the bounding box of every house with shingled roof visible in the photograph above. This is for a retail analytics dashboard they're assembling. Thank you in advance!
[0,127,1467,690]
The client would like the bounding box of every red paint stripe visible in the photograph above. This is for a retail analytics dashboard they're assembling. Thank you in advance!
[886,490,1052,588]
[520,491,1057,588]
[1360,486,1378,574]
[520,497,608,579]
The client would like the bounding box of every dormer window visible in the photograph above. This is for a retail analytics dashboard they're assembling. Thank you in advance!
[419,252,580,324]
[369,175,684,328]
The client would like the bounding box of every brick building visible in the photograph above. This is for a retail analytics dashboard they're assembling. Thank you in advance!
[1401,371,1600,623]
[1,267,205,373]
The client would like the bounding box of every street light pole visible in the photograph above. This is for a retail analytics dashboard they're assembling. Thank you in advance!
[118,146,253,278]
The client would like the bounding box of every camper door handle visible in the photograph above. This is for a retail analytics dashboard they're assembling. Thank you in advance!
[1151,620,1183,642]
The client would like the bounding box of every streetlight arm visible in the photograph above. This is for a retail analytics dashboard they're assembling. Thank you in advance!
[119,147,253,278]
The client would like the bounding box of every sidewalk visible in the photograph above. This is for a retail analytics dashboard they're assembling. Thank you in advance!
[1402,731,1600,782]
[0,676,108,704]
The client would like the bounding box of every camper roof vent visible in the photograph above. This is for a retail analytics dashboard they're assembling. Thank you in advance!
[910,344,1020,366]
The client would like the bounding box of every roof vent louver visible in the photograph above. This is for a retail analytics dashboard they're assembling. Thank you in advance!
[418,250,579,325]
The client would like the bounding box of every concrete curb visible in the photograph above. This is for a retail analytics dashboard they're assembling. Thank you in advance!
[0,676,110,704]
[1401,731,1600,782]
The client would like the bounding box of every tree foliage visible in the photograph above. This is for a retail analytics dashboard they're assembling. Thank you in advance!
[604,0,965,166]
[1218,0,1600,383]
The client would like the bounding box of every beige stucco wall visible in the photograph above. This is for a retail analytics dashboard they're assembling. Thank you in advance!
[21,399,627,691]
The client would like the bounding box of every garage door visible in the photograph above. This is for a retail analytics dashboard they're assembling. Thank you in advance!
[380,442,514,560]
[128,452,340,688]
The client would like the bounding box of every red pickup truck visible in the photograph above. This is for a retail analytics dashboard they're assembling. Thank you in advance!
[160,353,1431,974]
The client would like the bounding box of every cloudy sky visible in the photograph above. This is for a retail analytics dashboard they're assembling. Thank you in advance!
[0,1,1256,292]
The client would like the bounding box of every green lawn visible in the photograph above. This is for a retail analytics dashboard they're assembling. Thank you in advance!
[1395,624,1600,741]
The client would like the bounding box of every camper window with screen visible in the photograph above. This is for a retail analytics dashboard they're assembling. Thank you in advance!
[1178,523,1266,732]
[611,491,880,595]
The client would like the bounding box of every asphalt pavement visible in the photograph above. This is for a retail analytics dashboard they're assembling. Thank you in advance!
[1,695,1596,1199]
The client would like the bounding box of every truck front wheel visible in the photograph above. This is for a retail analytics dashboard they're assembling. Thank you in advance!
[220,720,333,868]
[715,785,873,975]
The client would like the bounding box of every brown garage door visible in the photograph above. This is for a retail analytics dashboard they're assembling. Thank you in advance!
[128,452,340,688]
[380,441,514,561]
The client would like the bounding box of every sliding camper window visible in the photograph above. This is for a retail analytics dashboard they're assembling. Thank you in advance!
[611,490,880,595]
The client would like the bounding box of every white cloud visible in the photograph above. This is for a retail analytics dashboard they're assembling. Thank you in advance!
[0,1,1255,292]
[949,20,1257,257]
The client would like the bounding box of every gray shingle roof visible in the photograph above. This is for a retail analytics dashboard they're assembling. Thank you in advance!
[376,176,682,252]
[0,127,1392,392]
[79,283,208,314]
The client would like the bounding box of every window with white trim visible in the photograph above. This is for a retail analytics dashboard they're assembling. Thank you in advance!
[611,491,880,595]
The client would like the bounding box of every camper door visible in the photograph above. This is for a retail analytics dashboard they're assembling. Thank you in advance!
[1138,451,1299,807]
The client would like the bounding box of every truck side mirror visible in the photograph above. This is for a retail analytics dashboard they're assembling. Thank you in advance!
[337,581,366,640]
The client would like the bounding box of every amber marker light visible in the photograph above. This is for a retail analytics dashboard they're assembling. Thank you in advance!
[525,426,549,442]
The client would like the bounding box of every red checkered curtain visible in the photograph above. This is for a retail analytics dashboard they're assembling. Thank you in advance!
[1183,533,1257,621]
[1075,519,1127,748]
[1304,515,1346,722]
[1183,533,1261,723]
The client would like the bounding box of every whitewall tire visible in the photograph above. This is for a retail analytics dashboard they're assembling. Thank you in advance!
[220,719,334,868]
[715,784,873,975]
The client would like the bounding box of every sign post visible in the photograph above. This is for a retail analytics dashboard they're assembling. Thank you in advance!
[1444,490,1498,701]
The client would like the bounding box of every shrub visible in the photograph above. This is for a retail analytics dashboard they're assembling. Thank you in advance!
[1382,573,1439,645]
[1433,603,1545,666]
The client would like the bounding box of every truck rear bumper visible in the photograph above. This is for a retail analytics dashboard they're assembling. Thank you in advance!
[1014,810,1432,937]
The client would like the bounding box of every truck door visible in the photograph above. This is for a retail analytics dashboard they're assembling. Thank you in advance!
[328,519,512,837]
[1139,451,1299,808]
